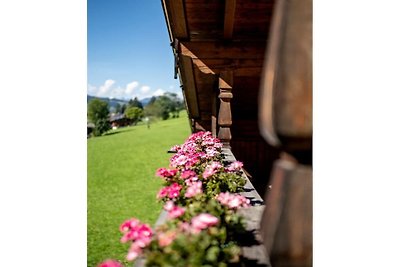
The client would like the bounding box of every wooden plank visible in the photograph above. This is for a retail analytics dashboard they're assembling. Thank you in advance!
[222,148,270,266]
[224,0,237,39]
[179,55,200,118]
[259,158,312,267]
[259,0,312,149]
[180,41,267,60]
[163,0,188,39]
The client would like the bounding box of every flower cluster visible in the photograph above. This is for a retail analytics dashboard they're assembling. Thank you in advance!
[216,192,250,210]
[119,218,153,261]
[101,132,250,266]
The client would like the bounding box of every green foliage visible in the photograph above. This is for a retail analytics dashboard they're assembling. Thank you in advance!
[87,111,191,267]
[92,118,111,137]
[88,99,111,136]
[146,229,239,267]
[128,97,143,109]
[204,172,247,197]
[121,104,127,114]
[114,103,122,114]
[124,106,144,124]
[144,92,185,120]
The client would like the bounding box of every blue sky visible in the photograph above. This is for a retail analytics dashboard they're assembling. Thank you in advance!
[88,0,181,100]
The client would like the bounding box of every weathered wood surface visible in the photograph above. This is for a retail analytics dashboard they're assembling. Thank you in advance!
[259,0,312,151]
[223,0,237,39]
[134,148,270,267]
[162,0,188,39]
[260,158,312,267]
[222,148,270,267]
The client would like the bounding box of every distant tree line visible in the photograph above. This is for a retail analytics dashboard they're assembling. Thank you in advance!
[87,93,185,136]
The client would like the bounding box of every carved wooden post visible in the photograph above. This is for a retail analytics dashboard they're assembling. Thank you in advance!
[218,70,233,148]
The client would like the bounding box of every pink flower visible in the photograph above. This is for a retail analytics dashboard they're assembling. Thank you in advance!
[168,183,182,199]
[202,161,223,179]
[190,213,219,233]
[98,260,123,267]
[170,154,188,167]
[181,170,196,179]
[226,161,243,172]
[157,186,169,199]
[120,220,153,244]
[185,181,203,198]
[163,200,174,211]
[156,168,178,178]
[127,242,143,261]
[158,230,177,247]
[168,205,186,219]
[120,218,140,233]
[216,192,250,209]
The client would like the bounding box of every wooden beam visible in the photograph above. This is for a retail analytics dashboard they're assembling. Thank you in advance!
[224,0,236,39]
[179,55,200,118]
[218,70,233,148]
[180,41,267,60]
[163,0,188,39]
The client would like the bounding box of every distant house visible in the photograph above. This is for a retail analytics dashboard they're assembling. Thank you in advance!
[109,113,130,129]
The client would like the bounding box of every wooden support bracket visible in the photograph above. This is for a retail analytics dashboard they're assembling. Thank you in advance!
[218,70,233,148]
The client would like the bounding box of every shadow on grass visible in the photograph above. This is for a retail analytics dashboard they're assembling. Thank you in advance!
[89,127,137,139]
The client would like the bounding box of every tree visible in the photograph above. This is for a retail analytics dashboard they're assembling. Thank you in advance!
[143,93,185,120]
[121,104,127,114]
[148,96,157,105]
[87,99,110,136]
[114,103,122,114]
[125,106,144,125]
[128,97,143,109]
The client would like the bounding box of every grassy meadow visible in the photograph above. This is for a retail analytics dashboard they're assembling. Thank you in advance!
[87,112,191,266]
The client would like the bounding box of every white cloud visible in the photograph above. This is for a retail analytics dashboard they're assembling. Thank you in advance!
[141,85,150,93]
[125,81,139,95]
[153,88,165,96]
[88,80,180,100]
[98,79,115,96]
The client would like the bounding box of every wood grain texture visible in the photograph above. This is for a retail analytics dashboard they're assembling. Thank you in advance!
[260,158,312,267]
[259,0,312,150]
[224,0,237,39]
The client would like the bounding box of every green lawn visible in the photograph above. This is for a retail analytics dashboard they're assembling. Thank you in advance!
[88,112,191,267]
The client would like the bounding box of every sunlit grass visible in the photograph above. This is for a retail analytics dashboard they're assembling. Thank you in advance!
[87,111,191,266]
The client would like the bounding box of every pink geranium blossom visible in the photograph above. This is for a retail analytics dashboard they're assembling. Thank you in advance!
[216,192,250,209]
[98,260,123,267]
[119,218,153,261]
[181,170,196,179]
[157,183,182,200]
[190,213,219,234]
[185,181,203,198]
[202,161,223,179]
[168,205,186,219]
[156,168,178,178]
[226,161,244,172]
[168,183,182,199]
[157,186,169,199]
